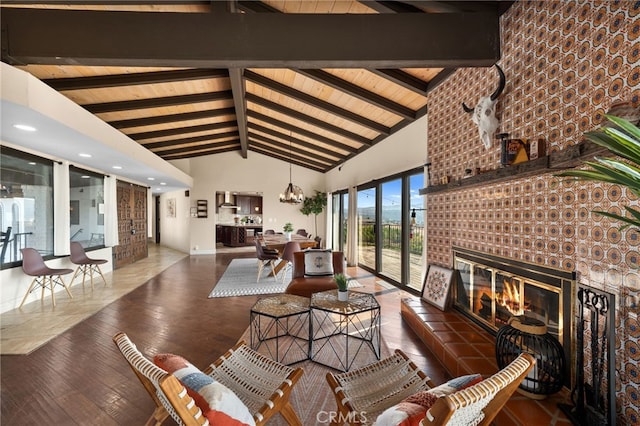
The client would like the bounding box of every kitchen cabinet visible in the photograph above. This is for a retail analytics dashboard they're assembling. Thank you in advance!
[250,197,262,214]
[236,195,263,215]
[236,196,251,215]
[218,225,262,247]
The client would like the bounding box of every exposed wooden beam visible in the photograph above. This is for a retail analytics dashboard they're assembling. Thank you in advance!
[141,131,238,150]
[370,69,429,95]
[1,8,500,68]
[109,107,236,129]
[249,142,329,172]
[246,93,372,145]
[229,67,248,158]
[42,68,228,91]
[84,90,232,114]
[237,0,280,13]
[153,140,239,156]
[245,70,390,135]
[247,123,350,158]
[359,1,425,13]
[162,146,240,160]
[248,112,359,154]
[126,120,237,141]
[247,132,341,164]
[296,69,416,120]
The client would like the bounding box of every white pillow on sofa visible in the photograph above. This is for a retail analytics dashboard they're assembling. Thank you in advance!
[304,249,334,276]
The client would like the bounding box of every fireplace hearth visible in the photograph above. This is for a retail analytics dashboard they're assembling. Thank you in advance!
[452,247,575,388]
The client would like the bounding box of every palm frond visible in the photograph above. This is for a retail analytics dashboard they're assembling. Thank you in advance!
[557,114,640,231]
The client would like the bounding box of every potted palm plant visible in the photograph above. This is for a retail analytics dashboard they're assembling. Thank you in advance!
[335,273,350,301]
[283,222,294,240]
[557,114,640,231]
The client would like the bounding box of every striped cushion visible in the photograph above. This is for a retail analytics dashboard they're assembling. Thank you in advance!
[154,353,255,426]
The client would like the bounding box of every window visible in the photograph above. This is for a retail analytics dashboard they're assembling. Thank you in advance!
[0,146,54,267]
[69,166,105,248]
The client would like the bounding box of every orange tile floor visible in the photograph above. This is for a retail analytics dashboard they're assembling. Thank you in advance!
[401,296,573,425]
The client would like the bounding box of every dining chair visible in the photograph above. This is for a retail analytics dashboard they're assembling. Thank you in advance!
[19,247,74,307]
[69,241,108,289]
[264,229,276,235]
[255,239,279,282]
[279,241,301,283]
[295,229,309,237]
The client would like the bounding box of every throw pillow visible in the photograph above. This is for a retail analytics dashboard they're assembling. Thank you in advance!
[374,374,483,426]
[154,353,255,426]
[304,249,334,276]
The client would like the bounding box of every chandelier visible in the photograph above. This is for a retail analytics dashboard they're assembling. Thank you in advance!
[279,134,304,204]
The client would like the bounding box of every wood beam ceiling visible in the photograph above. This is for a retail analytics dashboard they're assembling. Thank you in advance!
[1,8,500,68]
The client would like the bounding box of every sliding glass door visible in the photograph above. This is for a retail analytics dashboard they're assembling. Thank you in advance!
[357,186,376,271]
[380,179,402,282]
[352,168,424,291]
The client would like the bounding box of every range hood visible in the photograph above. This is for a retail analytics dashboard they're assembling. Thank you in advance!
[219,191,239,209]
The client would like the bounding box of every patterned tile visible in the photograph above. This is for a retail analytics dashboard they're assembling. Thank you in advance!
[426,0,640,418]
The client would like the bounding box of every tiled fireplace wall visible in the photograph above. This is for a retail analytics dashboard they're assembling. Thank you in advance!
[424,1,639,423]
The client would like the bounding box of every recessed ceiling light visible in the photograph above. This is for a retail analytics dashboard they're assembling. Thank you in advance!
[79,153,92,158]
[147,177,155,181]
[112,165,122,170]
[14,124,37,132]
[28,162,36,165]
[81,175,90,179]
[160,182,167,185]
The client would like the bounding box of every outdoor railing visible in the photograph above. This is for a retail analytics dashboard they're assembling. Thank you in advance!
[359,223,423,255]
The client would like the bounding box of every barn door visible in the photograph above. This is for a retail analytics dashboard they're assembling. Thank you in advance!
[113,180,148,269]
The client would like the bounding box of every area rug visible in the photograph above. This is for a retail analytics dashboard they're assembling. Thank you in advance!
[237,326,392,425]
[208,258,362,298]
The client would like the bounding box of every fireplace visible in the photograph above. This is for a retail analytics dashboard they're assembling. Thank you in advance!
[452,247,575,388]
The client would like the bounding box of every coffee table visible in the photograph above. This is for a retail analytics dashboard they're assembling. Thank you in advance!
[249,294,310,365]
[309,290,381,372]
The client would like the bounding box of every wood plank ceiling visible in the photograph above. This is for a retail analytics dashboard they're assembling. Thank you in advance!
[1,1,512,173]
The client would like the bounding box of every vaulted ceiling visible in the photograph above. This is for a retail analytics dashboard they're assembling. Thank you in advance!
[1,1,512,173]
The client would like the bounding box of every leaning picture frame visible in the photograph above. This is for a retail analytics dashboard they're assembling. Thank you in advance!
[421,265,454,311]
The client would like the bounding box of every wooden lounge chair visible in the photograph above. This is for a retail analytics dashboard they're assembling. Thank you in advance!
[326,349,535,425]
[113,332,304,426]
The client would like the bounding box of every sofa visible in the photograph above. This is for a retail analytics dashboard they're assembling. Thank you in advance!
[284,250,345,298]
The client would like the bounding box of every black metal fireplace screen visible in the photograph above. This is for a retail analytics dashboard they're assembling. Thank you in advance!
[452,247,575,388]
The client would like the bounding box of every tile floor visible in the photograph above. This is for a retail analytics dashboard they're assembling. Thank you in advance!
[401,296,573,426]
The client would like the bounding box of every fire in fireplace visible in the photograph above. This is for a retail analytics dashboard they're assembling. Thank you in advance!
[452,247,575,387]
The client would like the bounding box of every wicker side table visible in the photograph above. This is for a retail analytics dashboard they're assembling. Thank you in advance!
[250,294,310,365]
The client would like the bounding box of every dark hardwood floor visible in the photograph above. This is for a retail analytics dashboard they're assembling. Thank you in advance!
[1,247,447,425]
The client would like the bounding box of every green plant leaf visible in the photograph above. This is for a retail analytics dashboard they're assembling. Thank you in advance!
[556,115,640,232]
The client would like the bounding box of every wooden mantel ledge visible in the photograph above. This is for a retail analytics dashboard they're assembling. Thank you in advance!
[420,140,608,195]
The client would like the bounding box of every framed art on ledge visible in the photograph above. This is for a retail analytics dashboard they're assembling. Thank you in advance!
[422,265,454,311]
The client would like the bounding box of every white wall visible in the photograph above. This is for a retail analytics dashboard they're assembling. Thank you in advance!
[324,115,428,191]
[169,150,325,254]
[0,247,113,313]
[158,191,192,253]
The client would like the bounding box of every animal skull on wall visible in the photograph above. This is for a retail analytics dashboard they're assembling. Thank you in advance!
[462,65,506,149]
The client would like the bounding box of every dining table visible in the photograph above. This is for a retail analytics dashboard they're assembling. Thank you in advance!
[260,234,318,276]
